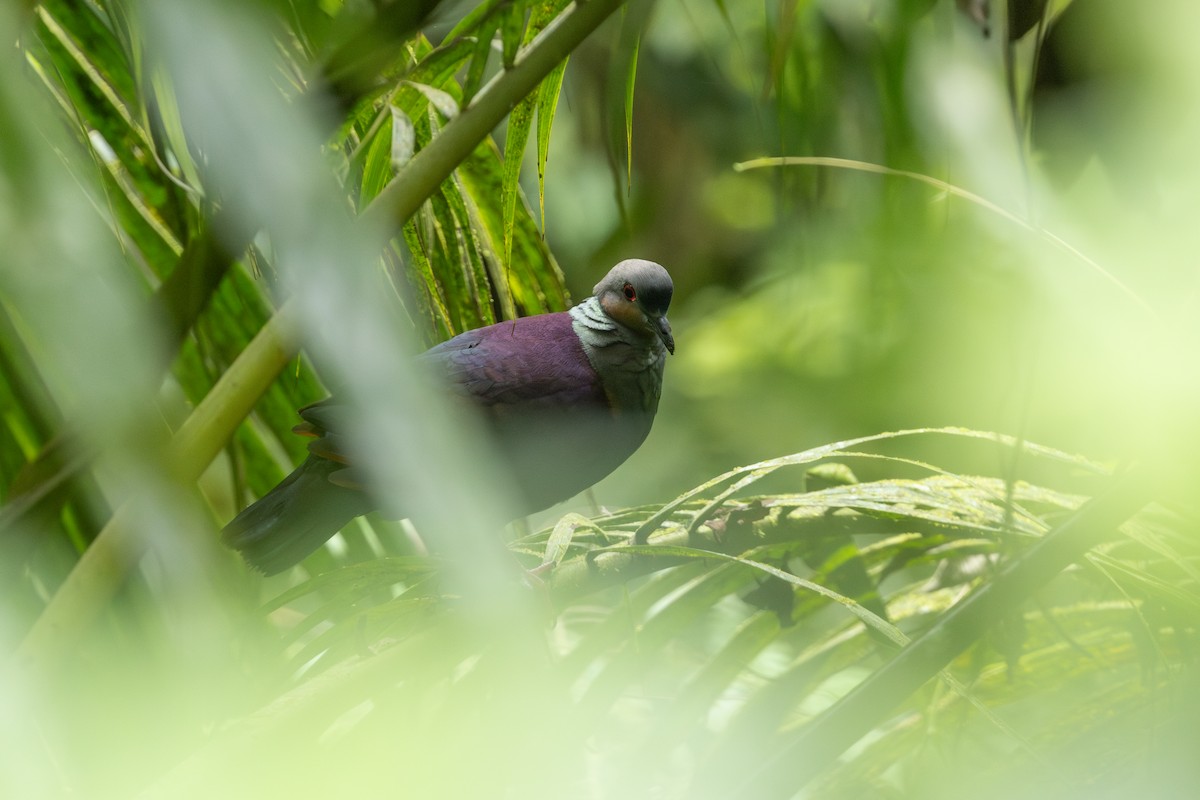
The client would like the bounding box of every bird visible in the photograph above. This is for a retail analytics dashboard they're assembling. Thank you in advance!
[222,259,675,574]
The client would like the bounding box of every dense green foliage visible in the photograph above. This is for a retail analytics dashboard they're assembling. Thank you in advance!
[1,0,1198,798]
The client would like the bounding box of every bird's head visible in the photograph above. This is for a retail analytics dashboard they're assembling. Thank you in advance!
[594,259,675,354]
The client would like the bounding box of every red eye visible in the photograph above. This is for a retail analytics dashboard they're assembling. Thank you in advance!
[623,283,636,301]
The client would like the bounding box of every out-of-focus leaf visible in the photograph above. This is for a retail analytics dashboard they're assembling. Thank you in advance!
[558,561,710,679]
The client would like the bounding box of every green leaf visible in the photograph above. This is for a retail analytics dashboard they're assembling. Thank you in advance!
[806,461,858,485]
[499,1,525,69]
[444,0,510,41]
[389,105,415,168]
[462,22,498,107]
[405,81,460,119]
[439,172,497,326]
[500,94,536,271]
[543,512,597,567]
[535,58,567,234]
[623,35,639,192]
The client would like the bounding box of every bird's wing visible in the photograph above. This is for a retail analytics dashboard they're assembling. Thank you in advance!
[421,313,609,415]
[288,313,605,477]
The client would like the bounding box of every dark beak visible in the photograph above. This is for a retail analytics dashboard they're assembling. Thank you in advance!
[656,316,675,355]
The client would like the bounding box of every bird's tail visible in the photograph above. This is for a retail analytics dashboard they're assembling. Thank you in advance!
[221,455,371,575]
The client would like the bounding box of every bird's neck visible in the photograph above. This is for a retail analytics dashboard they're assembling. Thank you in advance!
[570,296,662,354]
[570,297,667,416]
